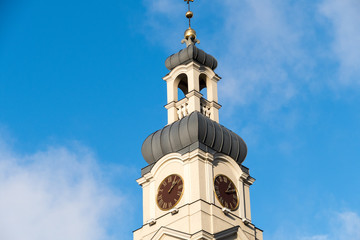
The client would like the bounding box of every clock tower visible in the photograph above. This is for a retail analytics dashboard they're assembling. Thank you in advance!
[134,1,263,239]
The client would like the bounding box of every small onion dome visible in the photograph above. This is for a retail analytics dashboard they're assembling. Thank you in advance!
[165,44,218,71]
[184,27,196,40]
[141,111,247,165]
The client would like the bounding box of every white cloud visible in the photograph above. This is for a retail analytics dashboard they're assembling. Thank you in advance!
[301,235,329,240]
[0,138,122,240]
[268,211,360,240]
[320,0,360,85]
[144,0,182,15]
[142,0,360,131]
[217,0,310,112]
[144,0,310,110]
[334,211,360,240]
[142,0,184,49]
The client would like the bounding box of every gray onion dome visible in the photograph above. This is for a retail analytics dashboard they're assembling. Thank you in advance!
[141,112,247,165]
[165,44,218,71]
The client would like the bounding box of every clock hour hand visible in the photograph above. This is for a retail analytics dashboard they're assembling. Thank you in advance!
[225,183,235,193]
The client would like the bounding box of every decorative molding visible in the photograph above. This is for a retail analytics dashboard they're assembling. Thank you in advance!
[214,226,240,239]
[242,218,251,225]
[170,208,179,215]
[165,101,177,109]
[147,218,156,226]
[151,227,191,240]
[186,90,203,98]
[222,207,231,215]
[240,172,256,186]
[163,61,218,83]
[191,230,213,240]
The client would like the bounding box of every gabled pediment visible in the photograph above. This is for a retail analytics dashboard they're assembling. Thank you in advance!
[151,227,215,240]
[151,227,191,240]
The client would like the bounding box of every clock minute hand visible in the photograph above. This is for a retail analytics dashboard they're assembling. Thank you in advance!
[168,179,178,193]
[225,189,236,193]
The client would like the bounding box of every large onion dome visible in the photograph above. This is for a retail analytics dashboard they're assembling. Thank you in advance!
[141,112,247,166]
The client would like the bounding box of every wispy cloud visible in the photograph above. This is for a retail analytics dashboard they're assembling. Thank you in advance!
[141,0,183,49]
[218,0,308,112]
[301,236,329,240]
[0,137,123,240]
[268,211,360,240]
[334,211,360,240]
[319,0,360,85]
[143,0,360,108]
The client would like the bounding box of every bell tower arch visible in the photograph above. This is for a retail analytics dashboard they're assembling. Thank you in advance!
[164,53,221,124]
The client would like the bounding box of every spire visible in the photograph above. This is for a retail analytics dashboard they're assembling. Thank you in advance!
[181,0,200,47]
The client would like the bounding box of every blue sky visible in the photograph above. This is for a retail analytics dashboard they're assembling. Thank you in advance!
[0,0,360,239]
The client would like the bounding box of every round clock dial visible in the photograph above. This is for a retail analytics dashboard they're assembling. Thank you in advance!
[156,174,184,211]
[214,174,239,211]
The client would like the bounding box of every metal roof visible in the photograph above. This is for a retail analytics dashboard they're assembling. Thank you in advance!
[141,111,247,165]
[165,44,218,71]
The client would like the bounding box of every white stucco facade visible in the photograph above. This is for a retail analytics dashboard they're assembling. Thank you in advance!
[134,149,263,240]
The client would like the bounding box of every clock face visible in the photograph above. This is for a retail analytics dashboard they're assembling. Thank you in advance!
[214,174,239,211]
[156,174,184,211]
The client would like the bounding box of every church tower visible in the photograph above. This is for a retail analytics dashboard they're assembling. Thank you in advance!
[134,1,263,239]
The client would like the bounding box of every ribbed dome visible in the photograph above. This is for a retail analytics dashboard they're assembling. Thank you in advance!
[165,44,218,71]
[141,112,247,165]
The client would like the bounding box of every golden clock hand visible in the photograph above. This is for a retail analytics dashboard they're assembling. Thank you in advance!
[168,179,179,193]
[225,189,236,193]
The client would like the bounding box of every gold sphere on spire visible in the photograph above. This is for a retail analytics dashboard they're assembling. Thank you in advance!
[185,11,193,19]
[184,27,197,40]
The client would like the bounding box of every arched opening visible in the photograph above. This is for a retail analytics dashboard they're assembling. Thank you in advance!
[199,74,207,99]
[177,74,188,100]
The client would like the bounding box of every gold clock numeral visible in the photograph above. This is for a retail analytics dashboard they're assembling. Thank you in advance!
[214,174,239,211]
[157,174,184,211]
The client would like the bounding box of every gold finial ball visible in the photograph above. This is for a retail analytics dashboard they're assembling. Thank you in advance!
[185,11,193,19]
[184,28,197,40]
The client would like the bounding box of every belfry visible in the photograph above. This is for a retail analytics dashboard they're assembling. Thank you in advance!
[134,1,263,239]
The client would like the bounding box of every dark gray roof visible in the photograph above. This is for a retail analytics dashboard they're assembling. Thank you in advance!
[141,111,247,166]
[165,44,218,71]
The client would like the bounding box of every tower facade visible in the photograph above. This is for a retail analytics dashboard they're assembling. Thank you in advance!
[134,2,263,239]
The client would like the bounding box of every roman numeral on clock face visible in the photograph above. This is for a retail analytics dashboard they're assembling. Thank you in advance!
[156,174,184,211]
[214,174,239,211]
